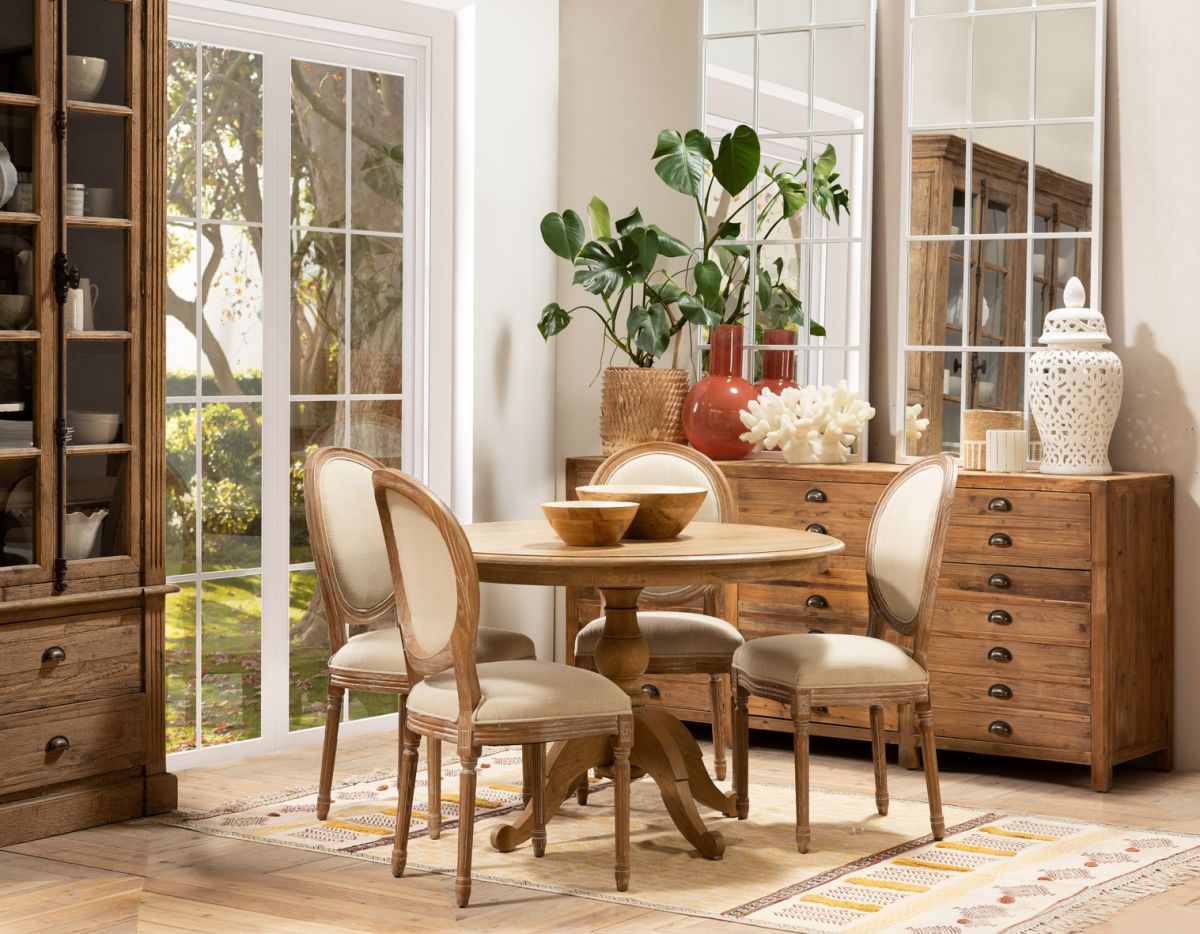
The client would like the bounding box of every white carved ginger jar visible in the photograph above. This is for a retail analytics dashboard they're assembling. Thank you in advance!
[1026,277,1122,475]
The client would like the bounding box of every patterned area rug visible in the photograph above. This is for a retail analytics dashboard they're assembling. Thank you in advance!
[162,749,1200,932]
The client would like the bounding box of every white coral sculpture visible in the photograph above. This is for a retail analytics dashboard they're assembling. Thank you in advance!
[905,403,930,447]
[739,380,876,464]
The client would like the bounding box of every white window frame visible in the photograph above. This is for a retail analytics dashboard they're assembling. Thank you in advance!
[166,0,453,769]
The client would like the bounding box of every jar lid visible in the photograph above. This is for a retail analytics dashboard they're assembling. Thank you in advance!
[1037,277,1110,347]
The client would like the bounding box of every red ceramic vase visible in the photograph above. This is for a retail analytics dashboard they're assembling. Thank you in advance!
[754,327,800,395]
[682,324,755,460]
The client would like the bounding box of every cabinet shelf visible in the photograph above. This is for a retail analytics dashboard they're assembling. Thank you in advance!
[0,211,40,225]
[65,443,132,456]
[0,91,38,108]
[67,330,132,342]
[66,216,132,229]
[67,100,133,117]
[0,331,40,341]
[0,446,41,459]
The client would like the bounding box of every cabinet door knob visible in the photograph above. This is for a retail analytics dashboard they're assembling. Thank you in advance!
[988,609,1013,625]
[42,646,67,663]
[805,594,829,609]
[988,683,1013,699]
[987,497,1012,512]
[805,522,827,535]
[804,488,827,503]
[987,646,1013,663]
[988,572,1012,589]
[988,720,1013,737]
[45,735,70,753]
[641,683,660,698]
[988,532,1013,548]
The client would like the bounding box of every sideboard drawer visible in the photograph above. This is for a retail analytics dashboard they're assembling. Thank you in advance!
[933,595,1090,646]
[927,635,1090,682]
[932,707,1090,752]
[738,479,880,556]
[930,672,1092,719]
[952,488,1090,522]
[938,563,1091,604]
[0,614,142,716]
[639,674,711,714]
[738,581,868,640]
[943,517,1091,570]
[0,695,146,795]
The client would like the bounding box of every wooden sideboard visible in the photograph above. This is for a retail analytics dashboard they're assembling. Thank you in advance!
[564,458,1173,791]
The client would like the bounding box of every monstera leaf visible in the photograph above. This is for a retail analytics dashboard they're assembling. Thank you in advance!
[627,303,671,357]
[537,302,572,339]
[652,129,713,197]
[712,124,760,197]
[540,209,585,260]
[572,238,639,298]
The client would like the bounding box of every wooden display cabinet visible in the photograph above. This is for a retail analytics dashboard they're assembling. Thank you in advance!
[0,0,170,845]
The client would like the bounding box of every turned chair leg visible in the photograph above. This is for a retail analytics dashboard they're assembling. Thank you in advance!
[709,674,728,781]
[793,695,812,854]
[522,746,534,806]
[575,771,590,805]
[427,736,442,840]
[528,743,547,857]
[899,702,919,770]
[391,723,420,877]
[316,686,344,821]
[455,747,481,908]
[613,716,633,892]
[732,676,750,820]
[869,705,889,816]
[916,700,945,840]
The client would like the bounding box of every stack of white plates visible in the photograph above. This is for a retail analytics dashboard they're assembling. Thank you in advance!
[0,420,34,448]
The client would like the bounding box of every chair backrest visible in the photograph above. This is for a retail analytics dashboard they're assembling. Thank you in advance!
[865,454,958,665]
[372,467,481,713]
[591,442,735,607]
[304,447,394,653]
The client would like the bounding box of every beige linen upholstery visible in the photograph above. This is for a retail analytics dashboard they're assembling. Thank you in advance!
[407,659,631,724]
[732,633,927,690]
[602,453,722,523]
[868,466,945,624]
[380,490,460,655]
[576,612,744,659]
[318,456,393,613]
[330,626,536,675]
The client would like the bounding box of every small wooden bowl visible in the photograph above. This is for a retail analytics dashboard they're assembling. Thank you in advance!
[542,501,639,547]
[576,484,707,540]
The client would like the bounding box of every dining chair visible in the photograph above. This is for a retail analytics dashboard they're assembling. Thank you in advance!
[304,447,537,831]
[372,467,635,908]
[573,442,742,798]
[731,454,958,853]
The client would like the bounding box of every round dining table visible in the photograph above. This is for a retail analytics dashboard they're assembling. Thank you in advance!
[464,519,844,860]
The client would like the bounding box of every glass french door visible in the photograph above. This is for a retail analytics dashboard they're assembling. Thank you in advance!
[164,11,423,764]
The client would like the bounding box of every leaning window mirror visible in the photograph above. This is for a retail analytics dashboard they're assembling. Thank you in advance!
[703,0,877,456]
[898,0,1104,464]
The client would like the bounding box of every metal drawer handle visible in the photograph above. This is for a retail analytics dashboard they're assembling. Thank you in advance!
[804,488,827,503]
[641,683,660,698]
[805,523,828,535]
[988,683,1013,699]
[988,609,1013,625]
[805,594,829,609]
[45,735,70,753]
[988,497,1012,512]
[807,627,826,635]
[988,646,1013,663]
[988,532,1013,548]
[988,720,1013,737]
[988,572,1012,589]
[42,646,67,663]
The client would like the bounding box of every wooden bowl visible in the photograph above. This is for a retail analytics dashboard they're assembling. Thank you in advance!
[542,500,639,547]
[576,484,707,540]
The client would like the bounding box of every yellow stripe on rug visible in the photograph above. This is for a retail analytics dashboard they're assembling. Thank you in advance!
[978,825,1059,841]
[843,876,929,893]
[936,841,1019,857]
[799,893,882,913]
[892,857,973,872]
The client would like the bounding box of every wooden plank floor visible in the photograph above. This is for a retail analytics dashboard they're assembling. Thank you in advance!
[2,729,1199,932]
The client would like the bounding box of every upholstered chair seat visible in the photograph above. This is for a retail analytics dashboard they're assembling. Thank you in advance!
[408,660,630,724]
[329,626,535,676]
[732,633,927,690]
[576,611,744,660]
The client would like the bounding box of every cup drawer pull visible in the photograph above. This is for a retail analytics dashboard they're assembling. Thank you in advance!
[42,645,67,663]
[987,497,1012,512]
[804,488,827,503]
[988,720,1013,737]
[988,683,1013,699]
[987,646,1013,663]
[45,735,70,753]
[988,572,1012,589]
[807,627,826,635]
[988,609,1013,625]
[805,594,829,609]
[988,532,1013,548]
[641,683,660,698]
[805,523,828,535]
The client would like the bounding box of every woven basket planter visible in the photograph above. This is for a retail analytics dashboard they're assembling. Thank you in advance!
[599,366,689,455]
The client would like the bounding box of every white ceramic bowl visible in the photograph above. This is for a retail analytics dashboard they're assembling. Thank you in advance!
[0,295,31,330]
[68,410,121,445]
[64,509,108,560]
[67,56,108,102]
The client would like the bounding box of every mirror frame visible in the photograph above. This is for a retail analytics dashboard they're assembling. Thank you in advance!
[895,0,1107,463]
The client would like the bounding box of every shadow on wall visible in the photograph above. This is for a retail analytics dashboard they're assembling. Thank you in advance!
[474,322,513,523]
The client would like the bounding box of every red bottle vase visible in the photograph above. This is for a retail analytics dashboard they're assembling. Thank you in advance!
[682,324,755,460]
[754,328,800,395]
